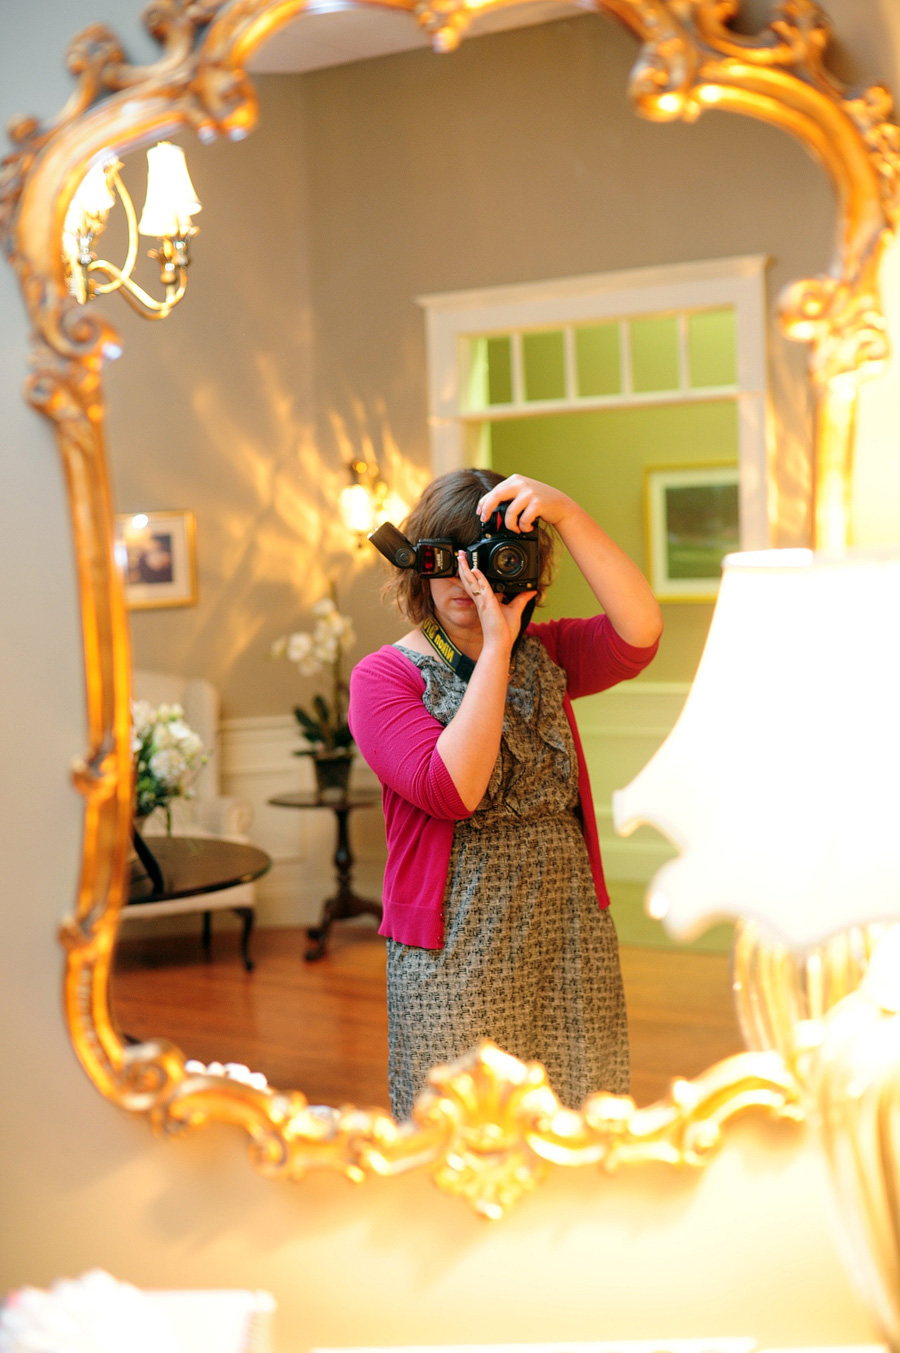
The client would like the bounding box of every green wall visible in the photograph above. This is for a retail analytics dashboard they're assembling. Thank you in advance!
[490,397,739,682]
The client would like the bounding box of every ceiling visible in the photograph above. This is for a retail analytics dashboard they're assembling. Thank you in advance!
[246,0,580,73]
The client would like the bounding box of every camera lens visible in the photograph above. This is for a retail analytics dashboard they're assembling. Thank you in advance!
[492,544,526,577]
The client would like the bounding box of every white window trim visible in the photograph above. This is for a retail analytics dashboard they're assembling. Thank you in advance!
[417,254,772,550]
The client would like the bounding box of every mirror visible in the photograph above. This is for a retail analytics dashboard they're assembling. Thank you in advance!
[4,0,893,1215]
[102,6,835,1110]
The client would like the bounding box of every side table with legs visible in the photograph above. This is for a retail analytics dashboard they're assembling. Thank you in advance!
[126,836,271,971]
[267,789,382,960]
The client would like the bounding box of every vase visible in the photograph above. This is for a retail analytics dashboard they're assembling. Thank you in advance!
[131,814,165,892]
[312,754,353,801]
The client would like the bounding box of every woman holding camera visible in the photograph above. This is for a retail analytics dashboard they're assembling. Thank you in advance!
[349,469,662,1120]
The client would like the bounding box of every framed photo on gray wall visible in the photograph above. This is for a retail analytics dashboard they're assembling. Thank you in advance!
[643,463,740,603]
[114,510,198,609]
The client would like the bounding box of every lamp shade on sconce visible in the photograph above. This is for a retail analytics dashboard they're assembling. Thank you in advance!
[613,548,900,949]
[339,482,377,536]
[65,158,117,234]
[138,143,201,237]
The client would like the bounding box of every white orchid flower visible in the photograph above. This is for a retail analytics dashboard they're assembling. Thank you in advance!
[311,635,339,666]
[287,631,314,663]
[269,592,356,758]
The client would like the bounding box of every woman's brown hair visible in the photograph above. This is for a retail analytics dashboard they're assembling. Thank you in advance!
[383,469,557,624]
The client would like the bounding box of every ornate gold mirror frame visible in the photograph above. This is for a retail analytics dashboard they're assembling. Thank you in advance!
[2,0,898,1219]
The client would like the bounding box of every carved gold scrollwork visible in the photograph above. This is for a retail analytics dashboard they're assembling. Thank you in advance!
[605,0,900,547]
[2,0,897,1216]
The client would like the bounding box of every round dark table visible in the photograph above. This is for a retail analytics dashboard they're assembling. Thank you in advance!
[267,789,382,960]
[128,835,272,971]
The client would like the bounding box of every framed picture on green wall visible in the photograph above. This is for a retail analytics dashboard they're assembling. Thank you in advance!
[644,463,740,602]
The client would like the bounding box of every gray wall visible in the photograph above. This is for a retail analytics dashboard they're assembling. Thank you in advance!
[108,13,833,717]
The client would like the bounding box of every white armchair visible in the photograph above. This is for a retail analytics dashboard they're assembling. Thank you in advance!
[125,669,258,970]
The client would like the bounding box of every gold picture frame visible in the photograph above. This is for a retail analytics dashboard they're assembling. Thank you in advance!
[644,463,740,603]
[114,510,197,609]
[1,0,898,1217]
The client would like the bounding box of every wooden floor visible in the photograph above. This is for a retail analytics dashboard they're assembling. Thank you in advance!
[111,923,744,1109]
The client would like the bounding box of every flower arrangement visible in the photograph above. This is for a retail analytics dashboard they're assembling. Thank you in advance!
[272,590,356,762]
[131,700,206,831]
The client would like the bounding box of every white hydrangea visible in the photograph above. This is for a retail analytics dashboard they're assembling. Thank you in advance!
[130,700,154,744]
[148,747,188,787]
[130,700,206,820]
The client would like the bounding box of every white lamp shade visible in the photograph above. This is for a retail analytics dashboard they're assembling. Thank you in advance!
[64,158,117,234]
[138,142,201,237]
[613,547,900,949]
[339,482,376,535]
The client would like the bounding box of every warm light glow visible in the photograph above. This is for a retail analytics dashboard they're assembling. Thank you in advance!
[339,482,376,535]
[647,893,669,922]
[131,513,149,529]
[614,547,900,947]
[656,93,681,114]
[376,490,410,527]
[138,142,201,237]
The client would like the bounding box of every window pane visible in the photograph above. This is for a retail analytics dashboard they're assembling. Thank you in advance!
[688,308,737,387]
[523,330,566,402]
[461,335,513,409]
[575,323,621,397]
[630,315,680,392]
[486,335,513,404]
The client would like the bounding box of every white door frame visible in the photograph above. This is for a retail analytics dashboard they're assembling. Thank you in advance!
[418,254,772,549]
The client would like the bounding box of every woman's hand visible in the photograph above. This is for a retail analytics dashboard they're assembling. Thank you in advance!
[477,472,663,649]
[476,474,575,533]
[457,550,535,654]
[434,553,535,812]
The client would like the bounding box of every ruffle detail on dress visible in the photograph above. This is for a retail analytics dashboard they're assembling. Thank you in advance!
[398,637,575,824]
[495,636,573,819]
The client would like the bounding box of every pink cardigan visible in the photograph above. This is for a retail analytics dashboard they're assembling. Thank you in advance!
[348,615,658,948]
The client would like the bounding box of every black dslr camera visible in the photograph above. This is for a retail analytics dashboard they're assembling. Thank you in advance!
[368,504,539,596]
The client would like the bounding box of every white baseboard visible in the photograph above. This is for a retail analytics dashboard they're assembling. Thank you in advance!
[219,714,384,928]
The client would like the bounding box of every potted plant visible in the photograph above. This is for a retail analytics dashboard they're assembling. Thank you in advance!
[272,588,356,798]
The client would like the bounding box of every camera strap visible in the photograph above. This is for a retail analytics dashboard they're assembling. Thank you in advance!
[420,616,476,684]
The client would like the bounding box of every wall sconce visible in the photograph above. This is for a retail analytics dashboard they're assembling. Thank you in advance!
[339,458,408,547]
[62,142,201,319]
[613,545,900,1347]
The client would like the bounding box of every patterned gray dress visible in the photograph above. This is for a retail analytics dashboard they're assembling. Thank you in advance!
[386,633,629,1121]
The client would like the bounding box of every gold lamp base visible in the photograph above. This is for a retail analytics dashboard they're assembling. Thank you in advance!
[734,918,900,1350]
[813,931,900,1352]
